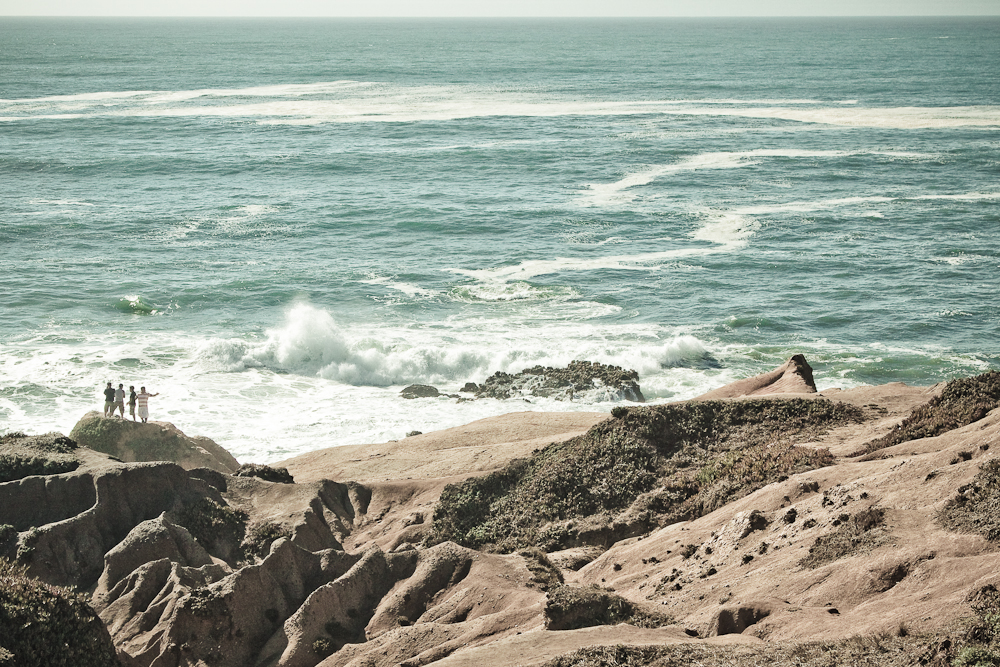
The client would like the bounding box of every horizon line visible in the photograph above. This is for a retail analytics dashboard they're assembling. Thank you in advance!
[4,14,1000,18]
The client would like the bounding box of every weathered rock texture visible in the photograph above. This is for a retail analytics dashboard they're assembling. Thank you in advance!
[476,360,645,403]
[69,412,239,473]
[6,360,1000,667]
[694,354,817,400]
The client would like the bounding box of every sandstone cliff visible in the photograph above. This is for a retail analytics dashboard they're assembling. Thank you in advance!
[3,359,1000,667]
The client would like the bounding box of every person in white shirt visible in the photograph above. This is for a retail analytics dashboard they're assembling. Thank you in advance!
[114,384,126,418]
[136,386,159,423]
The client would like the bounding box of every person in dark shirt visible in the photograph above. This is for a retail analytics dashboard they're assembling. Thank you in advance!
[128,386,138,421]
[103,382,115,417]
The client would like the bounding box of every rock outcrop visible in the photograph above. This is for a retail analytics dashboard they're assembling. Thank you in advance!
[476,360,645,403]
[694,353,817,400]
[69,412,239,473]
[8,366,1000,667]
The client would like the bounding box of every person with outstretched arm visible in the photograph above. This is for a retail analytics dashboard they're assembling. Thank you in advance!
[136,386,159,423]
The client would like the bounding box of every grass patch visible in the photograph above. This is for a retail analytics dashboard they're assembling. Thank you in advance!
[939,460,1000,541]
[428,398,859,552]
[544,585,673,631]
[799,507,888,569]
[241,521,292,561]
[540,633,936,667]
[0,558,120,667]
[519,548,564,591]
[175,498,247,561]
[854,370,1000,459]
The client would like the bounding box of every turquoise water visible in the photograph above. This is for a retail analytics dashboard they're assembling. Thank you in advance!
[2,18,998,462]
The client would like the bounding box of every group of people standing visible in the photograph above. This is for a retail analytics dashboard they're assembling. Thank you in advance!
[103,382,158,423]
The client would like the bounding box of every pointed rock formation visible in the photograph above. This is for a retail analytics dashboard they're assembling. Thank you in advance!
[694,354,817,400]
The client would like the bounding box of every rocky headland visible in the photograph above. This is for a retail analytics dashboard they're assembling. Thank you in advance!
[3,357,1000,667]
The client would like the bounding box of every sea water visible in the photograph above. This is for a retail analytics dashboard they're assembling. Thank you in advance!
[1,17,998,463]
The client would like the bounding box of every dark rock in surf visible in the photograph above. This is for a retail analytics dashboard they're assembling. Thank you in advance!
[475,360,645,403]
[400,384,441,399]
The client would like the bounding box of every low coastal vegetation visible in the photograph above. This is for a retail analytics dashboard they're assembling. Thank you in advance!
[855,370,1000,458]
[939,459,1000,542]
[799,507,888,569]
[174,497,248,562]
[538,634,936,667]
[0,432,80,483]
[428,398,862,552]
[0,558,120,667]
[544,584,674,631]
[232,462,295,484]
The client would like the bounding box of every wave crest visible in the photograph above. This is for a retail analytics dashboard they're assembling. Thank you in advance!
[195,304,714,392]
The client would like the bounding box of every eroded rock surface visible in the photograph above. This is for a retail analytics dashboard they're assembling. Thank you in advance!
[694,354,817,400]
[7,366,1000,667]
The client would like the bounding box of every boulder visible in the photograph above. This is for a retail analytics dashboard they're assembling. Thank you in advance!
[694,354,817,400]
[400,385,441,399]
[69,412,239,473]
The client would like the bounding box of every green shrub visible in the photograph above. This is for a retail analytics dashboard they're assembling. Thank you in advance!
[429,398,857,552]
[312,638,334,657]
[953,645,1000,667]
[544,585,672,631]
[939,461,1000,541]
[857,370,1000,458]
[0,558,120,666]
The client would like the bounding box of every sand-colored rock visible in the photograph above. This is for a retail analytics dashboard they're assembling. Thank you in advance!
[7,365,1000,667]
[694,354,818,400]
[279,411,606,485]
[569,406,1000,643]
[70,411,239,473]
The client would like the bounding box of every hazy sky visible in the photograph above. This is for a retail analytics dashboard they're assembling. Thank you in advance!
[3,0,999,17]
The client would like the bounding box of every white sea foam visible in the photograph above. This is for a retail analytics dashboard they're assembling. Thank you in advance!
[2,82,998,129]
[578,149,930,208]
[0,306,989,464]
[360,276,435,298]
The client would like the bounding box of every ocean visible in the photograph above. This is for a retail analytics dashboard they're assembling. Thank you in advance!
[1,17,998,463]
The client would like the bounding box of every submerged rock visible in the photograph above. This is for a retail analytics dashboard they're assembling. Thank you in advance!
[476,360,645,403]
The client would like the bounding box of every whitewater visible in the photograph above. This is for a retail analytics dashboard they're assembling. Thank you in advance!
[1,17,998,462]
